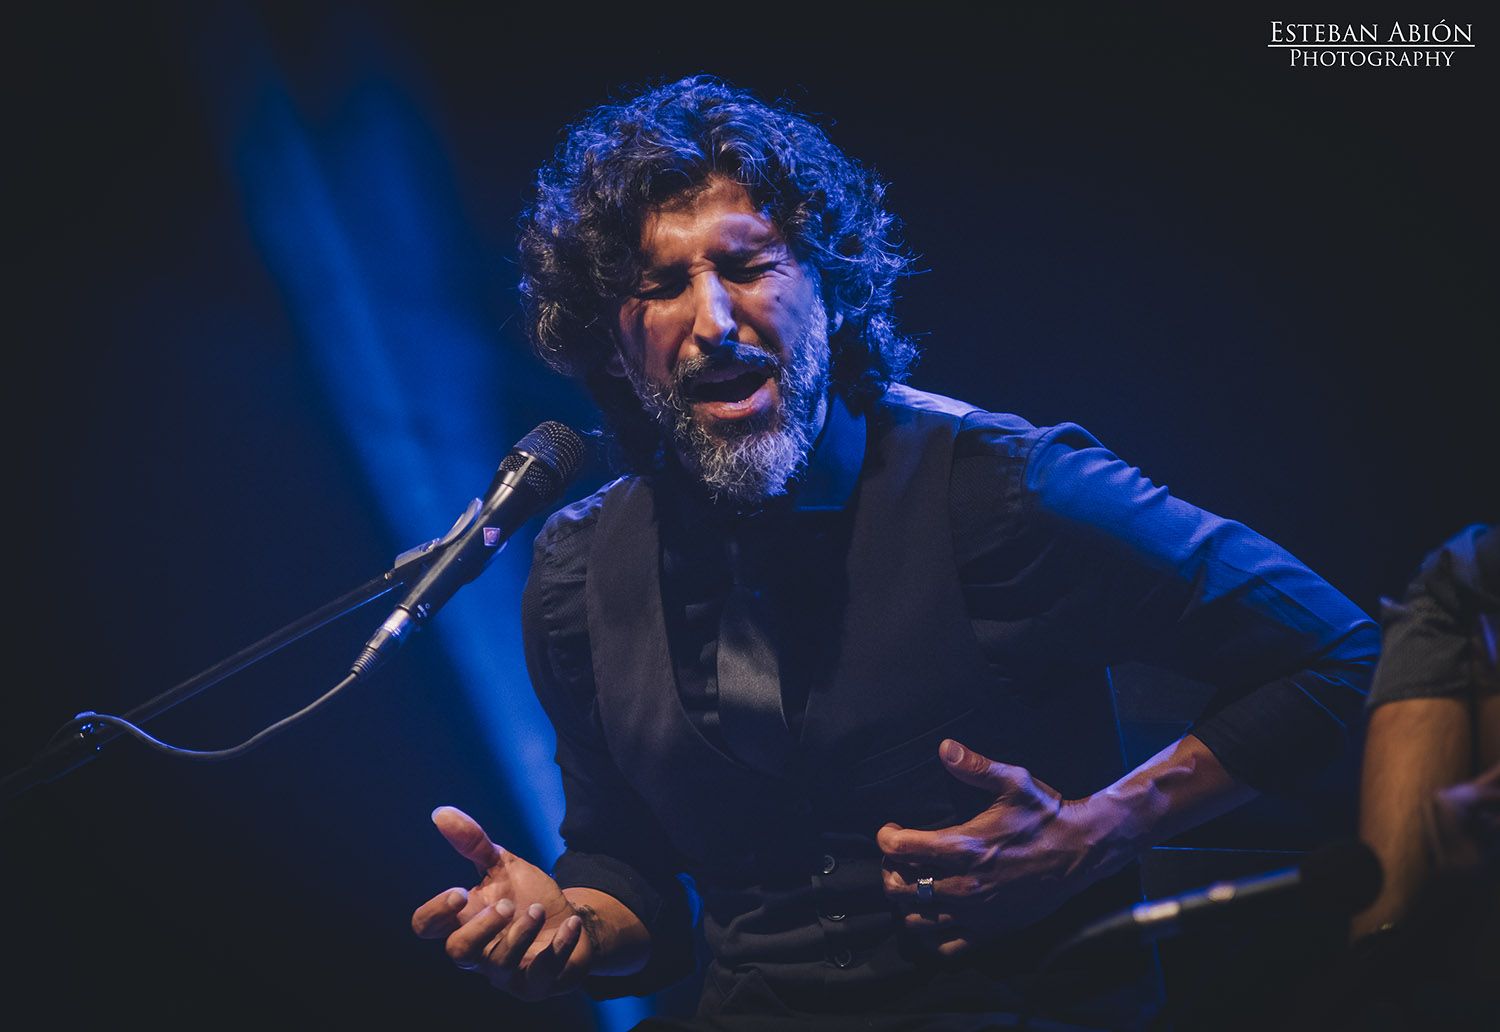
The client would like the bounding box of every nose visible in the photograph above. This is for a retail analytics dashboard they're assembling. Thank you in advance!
[689,272,735,352]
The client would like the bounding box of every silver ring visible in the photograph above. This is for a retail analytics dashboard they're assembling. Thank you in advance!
[916,875,934,903]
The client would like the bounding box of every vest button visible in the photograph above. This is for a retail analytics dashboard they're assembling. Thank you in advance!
[824,912,846,922]
[828,948,853,968]
[819,854,837,876]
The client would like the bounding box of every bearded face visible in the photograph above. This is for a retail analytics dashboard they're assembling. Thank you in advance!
[621,312,830,504]
[611,178,832,504]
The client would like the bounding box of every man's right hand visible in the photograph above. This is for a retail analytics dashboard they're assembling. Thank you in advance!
[411,805,592,1000]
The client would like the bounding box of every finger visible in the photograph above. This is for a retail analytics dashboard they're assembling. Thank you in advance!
[412,888,470,939]
[932,932,973,958]
[902,909,959,931]
[431,805,503,870]
[938,739,1031,795]
[446,899,515,970]
[906,918,972,956]
[484,902,548,972]
[882,863,972,904]
[517,914,583,997]
[876,822,972,869]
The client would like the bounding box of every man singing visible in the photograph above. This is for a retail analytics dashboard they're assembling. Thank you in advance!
[411,76,1377,1030]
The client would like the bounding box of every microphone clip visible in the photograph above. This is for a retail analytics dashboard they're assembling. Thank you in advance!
[389,497,484,579]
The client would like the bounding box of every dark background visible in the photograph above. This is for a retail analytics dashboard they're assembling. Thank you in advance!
[5,4,1493,1030]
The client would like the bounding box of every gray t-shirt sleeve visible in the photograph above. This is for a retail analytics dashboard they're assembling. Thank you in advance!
[1368,523,1499,709]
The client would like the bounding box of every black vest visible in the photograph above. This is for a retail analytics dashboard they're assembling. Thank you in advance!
[585,387,1151,1020]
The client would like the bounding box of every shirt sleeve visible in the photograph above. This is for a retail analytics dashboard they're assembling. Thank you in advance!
[522,505,699,998]
[955,415,1379,796]
[1366,522,1499,709]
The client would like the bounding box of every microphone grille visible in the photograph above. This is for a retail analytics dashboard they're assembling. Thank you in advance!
[502,420,587,498]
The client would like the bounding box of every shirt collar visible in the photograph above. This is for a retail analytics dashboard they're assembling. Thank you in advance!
[789,391,866,513]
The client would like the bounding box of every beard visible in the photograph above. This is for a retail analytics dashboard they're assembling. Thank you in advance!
[622,313,831,506]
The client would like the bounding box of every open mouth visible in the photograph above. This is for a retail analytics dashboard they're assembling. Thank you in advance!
[688,369,774,404]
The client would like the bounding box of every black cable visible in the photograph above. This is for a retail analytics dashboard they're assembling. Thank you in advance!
[44,670,362,762]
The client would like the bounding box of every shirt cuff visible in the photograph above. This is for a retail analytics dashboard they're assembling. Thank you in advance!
[1190,671,1366,795]
[554,849,698,998]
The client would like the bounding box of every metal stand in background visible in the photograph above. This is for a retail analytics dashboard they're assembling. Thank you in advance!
[0,502,479,804]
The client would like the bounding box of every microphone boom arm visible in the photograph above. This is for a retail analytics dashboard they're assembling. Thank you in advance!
[1,519,469,804]
[3,420,585,805]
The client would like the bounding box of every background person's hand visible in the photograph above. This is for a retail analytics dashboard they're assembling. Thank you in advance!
[411,805,592,999]
[1424,761,1500,880]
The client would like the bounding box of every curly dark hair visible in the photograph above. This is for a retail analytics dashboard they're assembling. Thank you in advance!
[516,75,917,469]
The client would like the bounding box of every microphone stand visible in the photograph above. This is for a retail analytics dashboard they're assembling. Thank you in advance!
[0,500,482,804]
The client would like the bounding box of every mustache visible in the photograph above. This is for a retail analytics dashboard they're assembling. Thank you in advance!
[674,342,781,396]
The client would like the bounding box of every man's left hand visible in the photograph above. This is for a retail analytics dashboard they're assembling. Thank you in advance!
[877,738,1107,957]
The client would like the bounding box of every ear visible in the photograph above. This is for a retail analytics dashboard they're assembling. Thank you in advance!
[829,309,845,335]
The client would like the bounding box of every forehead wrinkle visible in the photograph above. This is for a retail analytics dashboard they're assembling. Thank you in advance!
[636,180,785,272]
[638,231,783,277]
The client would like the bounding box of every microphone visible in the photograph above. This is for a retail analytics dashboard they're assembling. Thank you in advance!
[350,421,585,677]
[1062,840,1382,952]
[1020,842,1381,1024]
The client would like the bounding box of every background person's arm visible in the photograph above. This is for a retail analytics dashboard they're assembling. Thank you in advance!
[1352,696,1474,938]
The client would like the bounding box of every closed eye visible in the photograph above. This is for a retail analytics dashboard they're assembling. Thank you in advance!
[723,262,779,282]
[633,278,685,301]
